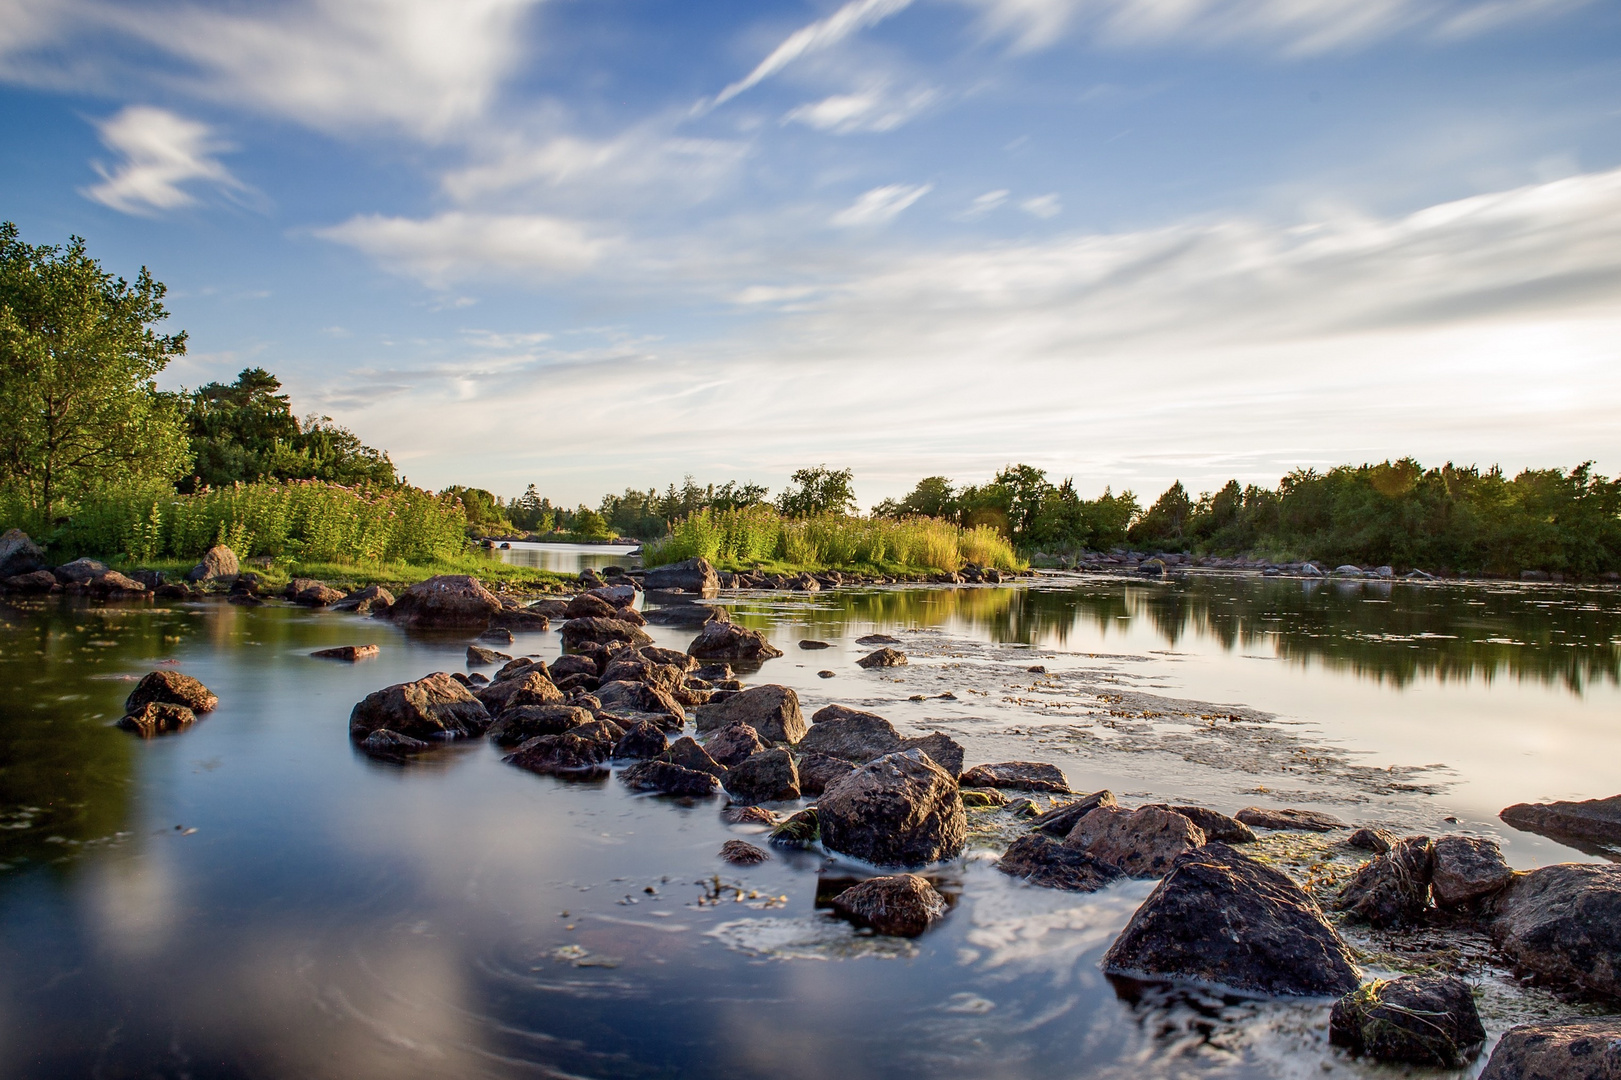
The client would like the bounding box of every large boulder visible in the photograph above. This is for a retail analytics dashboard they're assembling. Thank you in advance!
[998,833,1122,892]
[386,575,502,628]
[85,569,149,596]
[126,671,218,713]
[644,557,719,598]
[477,670,565,715]
[117,701,196,737]
[0,529,45,578]
[960,761,1070,794]
[187,544,238,582]
[286,578,345,605]
[620,759,722,796]
[53,557,107,584]
[1101,843,1361,997]
[505,732,611,777]
[1479,1018,1621,1080]
[1502,795,1621,847]
[704,721,766,767]
[795,752,857,795]
[799,705,901,760]
[695,685,805,744]
[487,705,593,747]
[661,736,727,777]
[600,653,683,695]
[611,721,668,760]
[1489,862,1621,999]
[686,619,783,664]
[817,749,967,867]
[592,680,685,729]
[349,672,491,742]
[1063,805,1207,878]
[723,748,800,804]
[559,616,653,649]
[1431,835,1515,908]
[1143,804,1257,844]
[1335,836,1434,928]
[828,874,948,937]
[1329,975,1485,1067]
[3,569,59,593]
[564,593,618,619]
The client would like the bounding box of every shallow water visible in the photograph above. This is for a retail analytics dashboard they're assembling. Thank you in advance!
[493,540,641,574]
[0,574,1615,1080]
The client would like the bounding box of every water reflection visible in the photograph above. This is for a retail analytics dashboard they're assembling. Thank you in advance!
[494,541,641,574]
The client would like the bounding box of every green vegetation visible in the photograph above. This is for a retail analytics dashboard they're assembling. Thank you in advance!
[877,467,1141,551]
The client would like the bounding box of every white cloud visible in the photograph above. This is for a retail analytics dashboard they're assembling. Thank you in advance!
[442,130,748,204]
[1019,193,1062,218]
[831,183,934,226]
[955,189,1010,221]
[784,83,938,133]
[707,0,916,109]
[315,211,610,287]
[81,105,247,216]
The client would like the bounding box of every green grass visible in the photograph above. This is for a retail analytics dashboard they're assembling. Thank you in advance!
[120,552,575,593]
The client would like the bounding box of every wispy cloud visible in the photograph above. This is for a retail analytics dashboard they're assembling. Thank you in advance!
[831,183,933,226]
[1020,193,1062,218]
[81,105,248,216]
[784,83,938,134]
[955,189,1010,221]
[315,211,611,287]
[705,0,915,110]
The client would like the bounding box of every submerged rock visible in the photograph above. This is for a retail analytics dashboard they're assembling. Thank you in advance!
[686,619,783,664]
[1335,836,1434,928]
[829,874,947,937]
[311,644,378,661]
[723,748,800,804]
[1102,843,1361,997]
[331,584,394,615]
[798,639,833,650]
[818,749,966,868]
[117,701,196,737]
[856,634,901,646]
[126,671,218,714]
[1329,975,1485,1067]
[960,761,1070,794]
[466,644,510,666]
[477,627,515,645]
[620,759,722,796]
[487,705,593,747]
[1501,795,1621,847]
[998,834,1122,892]
[1479,1017,1621,1080]
[356,728,433,758]
[505,732,611,777]
[1064,805,1207,878]
[770,808,820,848]
[1431,835,1515,908]
[1235,806,1347,832]
[386,575,502,628]
[644,556,719,598]
[720,839,770,865]
[695,685,805,744]
[723,805,780,826]
[1489,862,1621,999]
[349,672,490,742]
[856,647,907,669]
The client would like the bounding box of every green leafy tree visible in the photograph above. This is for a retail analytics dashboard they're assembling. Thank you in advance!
[0,222,191,513]
[1128,480,1194,547]
[877,476,957,519]
[775,465,856,517]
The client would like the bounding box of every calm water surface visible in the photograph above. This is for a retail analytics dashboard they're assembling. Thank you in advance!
[494,541,641,574]
[0,574,1616,1080]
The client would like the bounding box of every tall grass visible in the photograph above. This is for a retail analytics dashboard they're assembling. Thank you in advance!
[642,507,1023,572]
[2,480,468,564]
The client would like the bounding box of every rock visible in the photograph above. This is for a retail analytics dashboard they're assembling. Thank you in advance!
[856,647,907,669]
[385,575,502,628]
[478,670,565,715]
[960,789,1005,808]
[998,833,1123,892]
[592,680,685,729]
[795,752,857,796]
[116,701,196,737]
[86,569,149,596]
[1489,862,1621,998]
[662,736,727,777]
[620,759,722,796]
[1064,805,1207,878]
[723,806,780,826]
[549,654,600,681]
[817,749,967,868]
[856,634,901,646]
[640,646,697,672]
[331,584,394,615]
[1103,843,1361,997]
[570,717,625,746]
[1329,975,1485,1067]
[829,874,947,937]
[287,578,346,606]
[1334,565,1362,575]
[1502,795,1621,847]
[1235,806,1347,832]
[600,653,682,695]
[1431,835,1515,908]
[1335,836,1433,928]
[899,733,964,777]
[466,644,511,666]
[564,593,618,619]
[799,640,833,650]
[643,557,719,598]
[0,529,45,578]
[691,662,733,682]
[643,603,726,627]
[1347,827,1397,853]
[687,619,783,664]
[126,670,218,713]
[720,839,770,865]
[478,627,514,645]
[311,644,378,661]
[586,583,637,607]
[349,672,491,742]
[186,544,239,582]
[1479,1018,1621,1080]
[704,722,766,767]
[723,748,800,804]
[695,685,805,744]
[357,729,433,758]
[560,616,653,649]
[817,670,835,679]
[769,808,819,848]
[960,761,1070,794]
[611,721,668,760]
[1143,804,1256,844]
[505,732,611,777]
[490,607,550,631]
[487,705,593,747]
[54,557,108,583]
[493,657,543,682]
[800,706,901,760]
[3,569,59,592]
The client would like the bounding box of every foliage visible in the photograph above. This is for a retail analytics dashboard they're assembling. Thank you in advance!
[596,476,769,539]
[878,466,1140,553]
[0,222,191,514]
[775,465,856,517]
[441,485,515,536]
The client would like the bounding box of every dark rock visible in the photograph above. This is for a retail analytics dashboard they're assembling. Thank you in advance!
[505,732,611,777]
[311,644,379,661]
[817,749,966,868]
[487,705,593,747]
[331,584,394,615]
[564,593,618,619]
[600,653,682,695]
[705,722,767,767]
[1329,975,1485,1067]
[769,808,819,847]
[1431,835,1515,908]
[611,721,668,760]
[998,833,1123,892]
[856,634,901,646]
[85,569,149,595]
[357,728,433,758]
[385,575,502,628]
[687,619,783,663]
[795,752,857,796]
[800,705,901,759]
[117,701,196,737]
[856,647,907,669]
[1489,862,1621,998]
[549,654,599,681]
[493,657,543,681]
[127,670,218,713]
[1478,1018,1621,1080]
[0,529,46,578]
[1502,795,1621,847]
[640,646,697,672]
[477,627,514,645]
[817,670,835,679]
[54,557,108,584]
[724,748,800,804]
[720,839,770,865]
[643,603,726,627]
[466,644,511,666]
[799,639,833,650]
[662,736,727,777]
[1031,790,1118,835]
[1335,836,1434,928]
[287,578,346,606]
[1064,805,1207,878]
[1347,827,1397,853]
[477,670,565,714]
[723,806,780,826]
[899,733,964,777]
[829,874,947,937]
[1235,806,1347,832]
[960,761,1070,794]
[560,616,652,649]
[643,557,719,598]
[1144,804,1257,844]
[692,663,734,682]
[489,607,550,632]
[187,544,239,582]
[349,672,490,742]
[593,680,684,729]
[570,718,626,746]
[620,759,722,796]
[695,685,805,744]
[4,569,60,592]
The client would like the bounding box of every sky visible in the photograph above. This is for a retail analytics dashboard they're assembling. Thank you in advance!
[1,0,1619,509]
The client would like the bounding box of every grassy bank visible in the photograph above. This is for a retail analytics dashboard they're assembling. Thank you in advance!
[119,553,574,594]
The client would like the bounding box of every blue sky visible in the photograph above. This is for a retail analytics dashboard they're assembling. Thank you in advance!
[2,0,1619,507]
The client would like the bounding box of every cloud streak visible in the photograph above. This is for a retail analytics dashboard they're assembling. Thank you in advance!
[81,105,247,216]
[707,0,915,109]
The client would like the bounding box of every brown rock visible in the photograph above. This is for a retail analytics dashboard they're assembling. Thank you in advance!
[856,647,907,669]
[1478,1018,1621,1080]
[695,685,805,744]
[1502,795,1621,847]
[723,748,800,804]
[686,619,783,664]
[817,749,966,867]
[349,672,490,742]
[386,575,503,628]
[1430,835,1515,908]
[720,839,770,865]
[126,670,218,714]
[705,722,767,767]
[1064,805,1207,878]
[998,833,1122,892]
[117,701,196,737]
[829,874,947,937]
[1236,806,1347,832]
[312,644,379,661]
[960,761,1070,794]
[1335,836,1434,928]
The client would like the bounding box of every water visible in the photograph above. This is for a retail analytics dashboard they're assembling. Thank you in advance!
[0,574,1616,1079]
[493,541,641,574]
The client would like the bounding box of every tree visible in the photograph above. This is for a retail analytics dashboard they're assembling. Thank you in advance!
[1128,481,1194,548]
[0,222,191,512]
[877,476,957,519]
[776,465,856,517]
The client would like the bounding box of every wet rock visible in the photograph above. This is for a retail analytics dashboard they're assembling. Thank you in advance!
[85,569,148,596]
[695,685,805,744]
[856,647,907,669]
[311,644,378,661]
[898,733,965,777]
[662,736,727,777]
[1489,862,1621,998]
[3,569,59,592]
[641,646,697,672]
[593,680,684,730]
[349,672,491,742]
[487,705,593,747]
[0,529,46,578]
[490,607,550,632]
[1329,975,1486,1067]
[331,584,394,615]
[117,701,197,737]
[478,627,514,645]
[1478,1017,1621,1080]
[960,789,1006,808]
[466,644,511,666]
[286,578,346,606]
[643,603,726,627]
[960,761,1070,794]
[187,544,238,582]
[720,839,770,865]
[1502,795,1621,847]
[1431,835,1515,908]
[800,705,901,760]
[1065,805,1207,878]
[549,654,599,681]
[687,619,783,663]
[494,657,543,682]
[856,634,901,646]
[564,593,618,619]
[998,833,1123,892]
[1235,806,1347,832]
[829,874,947,937]
[127,670,218,713]
[620,759,722,796]
[560,616,652,649]
[817,670,835,679]
[357,729,433,758]
[799,640,833,650]
[770,808,819,848]
[1140,804,1256,844]
[1103,843,1360,997]
[54,557,108,584]
[478,670,565,715]
[723,806,780,826]
[818,749,967,868]
[723,748,800,804]
[600,653,683,695]
[692,663,734,682]
[505,732,611,777]
[386,575,503,628]
[644,557,720,598]
[1347,827,1397,853]
[611,721,668,760]
[705,722,766,767]
[570,718,626,746]
[1335,836,1434,928]
[796,752,857,796]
